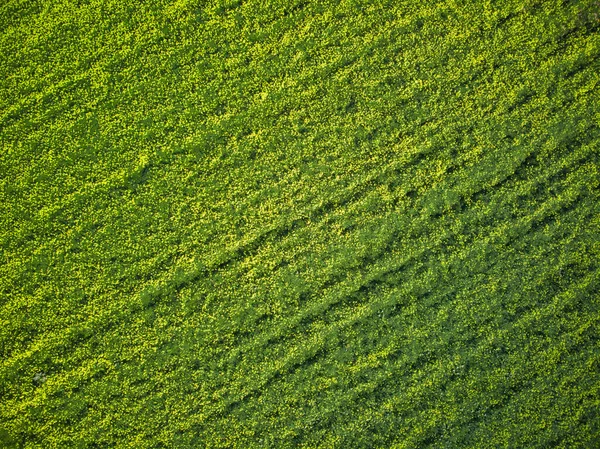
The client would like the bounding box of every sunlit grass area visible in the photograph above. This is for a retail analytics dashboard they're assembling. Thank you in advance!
[1,0,599,447]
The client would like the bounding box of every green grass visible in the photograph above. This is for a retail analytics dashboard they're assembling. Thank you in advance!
[1,0,599,447]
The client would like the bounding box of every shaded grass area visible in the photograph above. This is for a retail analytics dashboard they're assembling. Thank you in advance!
[1,0,599,447]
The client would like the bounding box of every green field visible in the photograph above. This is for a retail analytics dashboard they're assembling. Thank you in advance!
[1,0,599,447]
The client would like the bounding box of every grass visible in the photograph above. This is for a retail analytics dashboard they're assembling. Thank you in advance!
[1,0,599,447]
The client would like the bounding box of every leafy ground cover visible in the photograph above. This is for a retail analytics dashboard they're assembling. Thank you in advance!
[1,0,599,447]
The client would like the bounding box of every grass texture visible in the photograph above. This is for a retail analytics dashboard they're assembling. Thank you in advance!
[1,0,599,447]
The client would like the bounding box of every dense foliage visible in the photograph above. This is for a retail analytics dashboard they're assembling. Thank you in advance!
[1,0,599,447]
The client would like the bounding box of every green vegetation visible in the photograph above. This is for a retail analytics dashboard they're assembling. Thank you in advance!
[1,0,599,447]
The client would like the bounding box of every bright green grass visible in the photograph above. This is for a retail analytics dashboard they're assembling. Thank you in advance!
[1,0,599,447]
